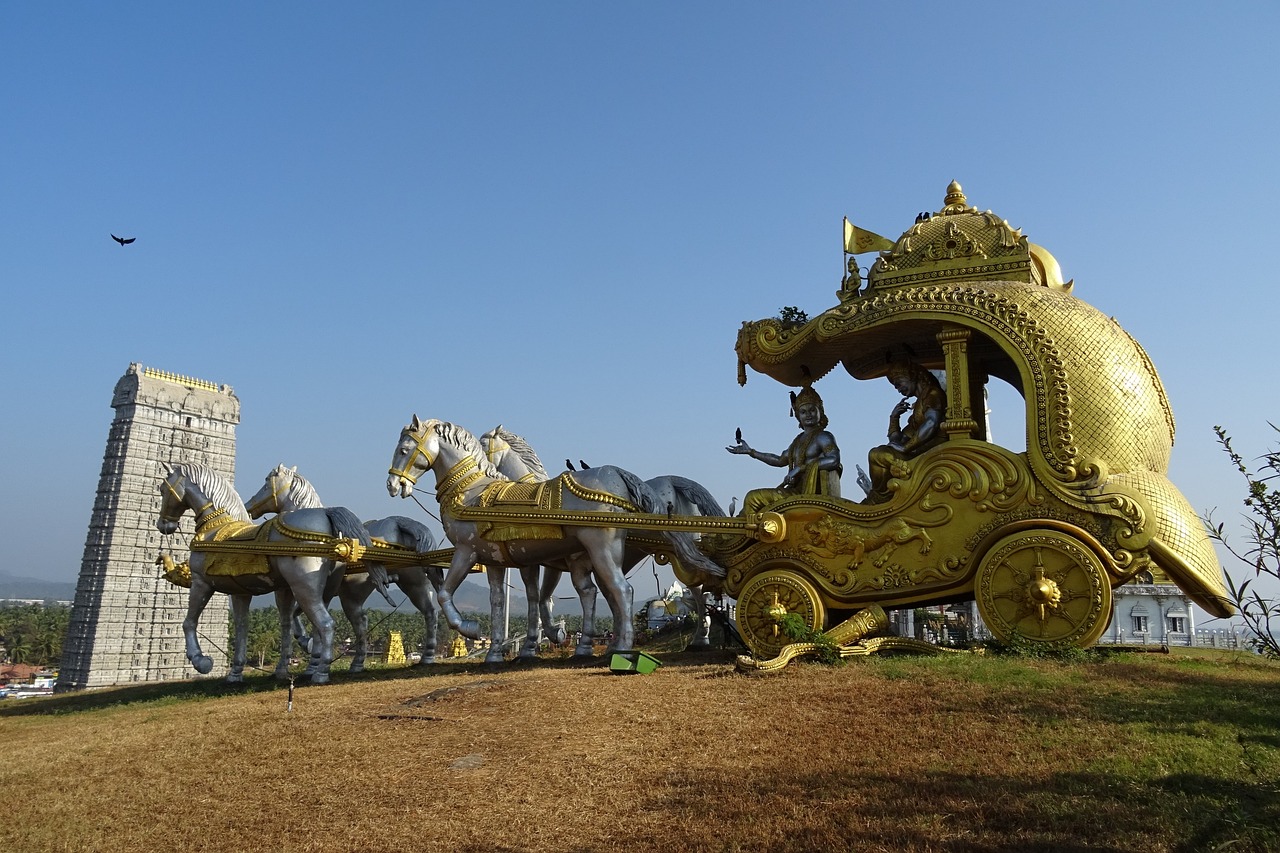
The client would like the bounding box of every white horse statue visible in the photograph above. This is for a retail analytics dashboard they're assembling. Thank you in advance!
[386,416,725,662]
[243,464,444,670]
[156,461,372,684]
[480,425,720,650]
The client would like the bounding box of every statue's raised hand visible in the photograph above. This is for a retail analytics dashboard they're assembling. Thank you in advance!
[855,464,873,496]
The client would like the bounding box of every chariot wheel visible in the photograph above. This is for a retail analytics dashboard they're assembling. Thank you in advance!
[975,529,1112,648]
[735,568,827,659]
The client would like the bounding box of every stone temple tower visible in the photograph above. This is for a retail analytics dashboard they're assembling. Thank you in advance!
[57,364,240,690]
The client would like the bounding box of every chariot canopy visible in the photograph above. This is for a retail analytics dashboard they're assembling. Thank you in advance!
[733,182,1231,619]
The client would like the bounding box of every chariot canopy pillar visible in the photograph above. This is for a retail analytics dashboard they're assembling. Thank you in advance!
[937,325,980,439]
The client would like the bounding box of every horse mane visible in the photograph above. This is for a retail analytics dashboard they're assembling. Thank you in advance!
[173,462,251,522]
[490,426,548,479]
[285,469,323,509]
[428,420,503,479]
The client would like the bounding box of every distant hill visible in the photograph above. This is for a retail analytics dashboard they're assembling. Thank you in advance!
[0,572,76,603]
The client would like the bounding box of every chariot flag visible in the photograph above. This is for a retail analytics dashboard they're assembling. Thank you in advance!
[844,217,894,255]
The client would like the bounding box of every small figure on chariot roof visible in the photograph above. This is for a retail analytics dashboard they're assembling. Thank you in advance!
[727,384,842,515]
[858,361,946,504]
[838,255,863,301]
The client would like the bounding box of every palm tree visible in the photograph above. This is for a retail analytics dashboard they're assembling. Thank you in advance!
[7,637,31,664]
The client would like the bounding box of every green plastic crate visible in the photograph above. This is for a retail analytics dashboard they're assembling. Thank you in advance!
[609,651,662,674]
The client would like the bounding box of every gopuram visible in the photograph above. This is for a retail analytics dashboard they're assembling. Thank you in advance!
[57,364,239,690]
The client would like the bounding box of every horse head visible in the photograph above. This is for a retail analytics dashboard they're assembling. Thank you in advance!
[156,462,250,535]
[156,466,191,535]
[245,464,301,518]
[480,424,547,482]
[479,425,509,467]
[387,415,440,498]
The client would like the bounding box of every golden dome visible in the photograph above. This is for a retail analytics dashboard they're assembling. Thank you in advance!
[866,181,1067,292]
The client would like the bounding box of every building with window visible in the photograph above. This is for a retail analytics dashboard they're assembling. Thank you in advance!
[1099,567,1194,646]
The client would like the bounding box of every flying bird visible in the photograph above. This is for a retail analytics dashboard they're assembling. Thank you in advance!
[111,234,136,246]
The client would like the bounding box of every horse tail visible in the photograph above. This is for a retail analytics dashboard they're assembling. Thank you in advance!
[660,528,727,581]
[325,506,374,546]
[610,469,727,582]
[327,507,395,605]
[611,467,658,515]
[388,515,437,553]
[663,476,726,517]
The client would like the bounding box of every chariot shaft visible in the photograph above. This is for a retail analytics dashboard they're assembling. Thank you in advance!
[446,504,785,542]
[190,538,457,569]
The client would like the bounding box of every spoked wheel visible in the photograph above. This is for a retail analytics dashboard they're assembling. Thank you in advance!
[975,529,1112,648]
[735,568,827,659]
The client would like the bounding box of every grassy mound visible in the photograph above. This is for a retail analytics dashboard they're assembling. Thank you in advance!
[2,648,1277,852]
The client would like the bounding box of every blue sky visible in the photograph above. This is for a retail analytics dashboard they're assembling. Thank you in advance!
[2,4,1276,616]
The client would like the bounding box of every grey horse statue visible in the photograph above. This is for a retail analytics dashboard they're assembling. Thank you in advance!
[386,416,725,662]
[480,425,721,651]
[156,461,372,684]
[244,464,444,670]
[479,425,572,651]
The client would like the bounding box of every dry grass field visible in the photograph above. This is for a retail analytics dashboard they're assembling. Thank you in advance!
[2,647,1278,852]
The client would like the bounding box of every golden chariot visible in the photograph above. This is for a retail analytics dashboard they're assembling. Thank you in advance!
[668,181,1233,660]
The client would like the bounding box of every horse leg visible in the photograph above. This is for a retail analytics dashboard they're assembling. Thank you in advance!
[517,566,541,658]
[539,566,567,645]
[340,576,372,674]
[273,588,297,680]
[688,584,712,649]
[227,594,250,682]
[288,559,336,684]
[398,569,438,664]
[183,574,217,675]
[565,553,597,657]
[485,566,508,664]
[438,547,482,639]
[580,530,634,653]
[290,605,311,656]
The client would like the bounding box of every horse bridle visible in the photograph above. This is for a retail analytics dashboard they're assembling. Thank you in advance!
[388,427,436,485]
[159,471,215,528]
[484,436,509,466]
[261,468,292,513]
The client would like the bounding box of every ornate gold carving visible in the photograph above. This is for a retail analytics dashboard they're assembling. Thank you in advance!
[142,366,219,392]
[156,554,192,588]
[561,473,643,512]
[735,568,827,659]
[974,530,1111,646]
[937,326,978,438]
[924,220,981,261]
[824,604,888,645]
[435,456,486,506]
[755,511,786,543]
[803,514,937,569]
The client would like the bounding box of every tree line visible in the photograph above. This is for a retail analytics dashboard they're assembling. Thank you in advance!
[0,600,615,672]
[0,603,70,666]
[234,605,613,669]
